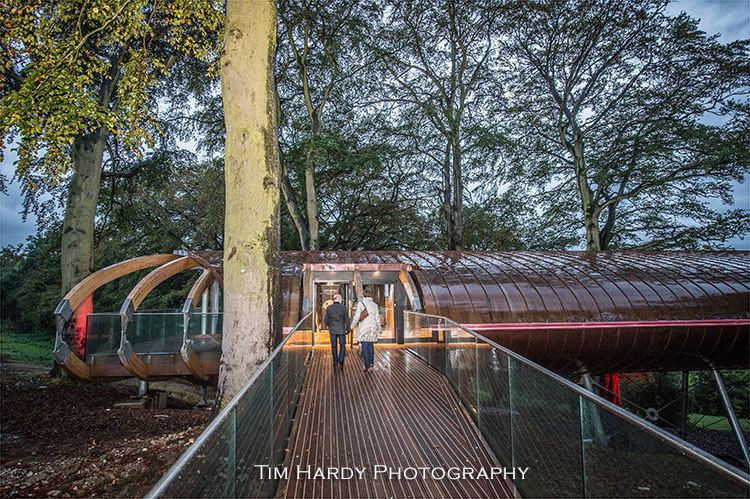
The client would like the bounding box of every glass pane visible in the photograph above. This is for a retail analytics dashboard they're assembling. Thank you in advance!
[510,357,584,497]
[151,314,313,498]
[85,313,120,356]
[235,365,273,498]
[188,313,224,339]
[445,324,478,417]
[188,313,223,354]
[477,346,513,468]
[271,317,312,497]
[290,315,313,403]
[272,352,291,489]
[160,412,236,497]
[403,313,446,374]
[129,313,183,353]
[580,397,748,498]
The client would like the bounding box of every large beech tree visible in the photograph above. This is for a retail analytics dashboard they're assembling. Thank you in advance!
[276,0,379,250]
[1,0,221,295]
[376,0,503,250]
[218,0,281,401]
[502,0,750,250]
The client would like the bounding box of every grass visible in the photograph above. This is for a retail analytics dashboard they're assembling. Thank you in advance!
[689,413,750,432]
[0,328,54,365]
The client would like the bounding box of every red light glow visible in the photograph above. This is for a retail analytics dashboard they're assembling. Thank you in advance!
[70,294,93,357]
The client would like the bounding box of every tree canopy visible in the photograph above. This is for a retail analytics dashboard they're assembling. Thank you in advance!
[501,0,750,250]
[1,0,221,197]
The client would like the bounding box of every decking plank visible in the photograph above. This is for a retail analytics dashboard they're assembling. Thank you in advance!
[277,345,513,498]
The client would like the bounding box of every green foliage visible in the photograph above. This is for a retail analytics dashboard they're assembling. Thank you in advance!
[273,0,749,252]
[0,246,24,325]
[462,196,526,251]
[92,151,224,310]
[0,0,222,200]
[620,372,685,425]
[0,327,54,365]
[0,151,224,329]
[620,370,750,428]
[374,0,506,250]
[283,129,437,249]
[0,226,62,334]
[688,414,749,432]
[501,0,750,250]
[97,151,225,253]
[690,370,749,418]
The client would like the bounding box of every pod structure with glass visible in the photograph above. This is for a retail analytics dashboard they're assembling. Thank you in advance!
[53,251,749,380]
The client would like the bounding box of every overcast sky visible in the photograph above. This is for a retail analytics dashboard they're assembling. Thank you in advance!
[1,0,749,248]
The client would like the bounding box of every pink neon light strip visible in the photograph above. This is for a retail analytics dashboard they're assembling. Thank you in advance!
[461,319,750,331]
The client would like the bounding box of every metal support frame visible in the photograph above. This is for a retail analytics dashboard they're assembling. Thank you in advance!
[711,368,750,470]
[681,371,689,430]
[138,380,149,397]
[201,289,209,334]
[581,373,609,447]
[210,281,220,334]
[198,385,208,406]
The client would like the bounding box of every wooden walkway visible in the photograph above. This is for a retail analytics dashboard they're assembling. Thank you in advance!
[277,345,513,498]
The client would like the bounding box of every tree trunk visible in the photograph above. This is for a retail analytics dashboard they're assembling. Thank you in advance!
[276,83,310,250]
[61,46,124,295]
[451,133,464,251]
[583,205,601,251]
[304,147,319,250]
[57,49,122,374]
[441,143,455,249]
[572,139,601,251]
[61,127,108,294]
[599,203,616,250]
[219,0,281,402]
[280,161,310,249]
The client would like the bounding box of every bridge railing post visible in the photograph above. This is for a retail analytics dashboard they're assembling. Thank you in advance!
[711,368,750,470]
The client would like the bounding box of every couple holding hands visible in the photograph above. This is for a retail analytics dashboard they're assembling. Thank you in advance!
[322,288,381,372]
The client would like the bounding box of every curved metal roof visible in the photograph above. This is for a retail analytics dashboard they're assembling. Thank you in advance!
[281,251,749,372]
[283,251,750,323]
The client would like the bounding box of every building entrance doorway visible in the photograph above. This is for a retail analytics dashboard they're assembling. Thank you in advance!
[305,263,419,346]
[314,281,354,345]
[313,282,395,345]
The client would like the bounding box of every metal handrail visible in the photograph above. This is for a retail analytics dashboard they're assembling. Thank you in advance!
[405,311,750,485]
[85,311,183,317]
[146,312,313,498]
[131,312,183,316]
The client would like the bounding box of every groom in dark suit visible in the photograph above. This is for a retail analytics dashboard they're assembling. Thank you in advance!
[323,293,349,368]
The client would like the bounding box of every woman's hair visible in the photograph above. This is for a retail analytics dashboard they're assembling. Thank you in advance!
[363,288,373,298]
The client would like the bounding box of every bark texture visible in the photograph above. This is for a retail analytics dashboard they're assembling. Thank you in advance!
[60,48,124,295]
[450,133,464,250]
[61,127,108,294]
[573,148,602,251]
[304,150,319,249]
[218,0,281,402]
[280,160,310,249]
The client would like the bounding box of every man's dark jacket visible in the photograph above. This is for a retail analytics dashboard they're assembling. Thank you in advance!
[324,302,349,335]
